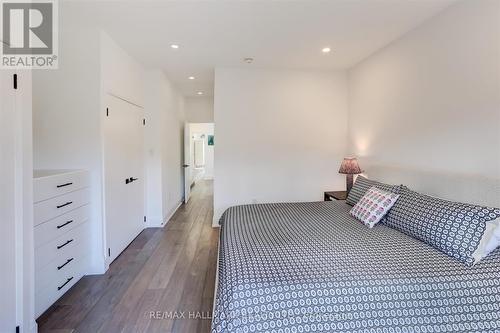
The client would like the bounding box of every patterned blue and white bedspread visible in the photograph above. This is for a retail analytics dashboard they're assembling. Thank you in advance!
[212,201,500,333]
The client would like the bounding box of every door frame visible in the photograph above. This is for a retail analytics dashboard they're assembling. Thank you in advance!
[183,122,192,203]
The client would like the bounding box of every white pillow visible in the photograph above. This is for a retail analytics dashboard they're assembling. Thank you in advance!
[484,219,500,254]
[349,186,400,228]
[472,218,500,264]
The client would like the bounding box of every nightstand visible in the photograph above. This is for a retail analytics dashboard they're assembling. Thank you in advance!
[324,191,347,201]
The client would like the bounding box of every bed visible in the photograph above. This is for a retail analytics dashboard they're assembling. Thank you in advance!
[211,200,500,333]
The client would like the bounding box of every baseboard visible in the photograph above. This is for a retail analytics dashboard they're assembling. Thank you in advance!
[29,320,38,333]
[145,215,164,228]
[86,256,107,275]
[163,200,183,226]
[212,215,220,228]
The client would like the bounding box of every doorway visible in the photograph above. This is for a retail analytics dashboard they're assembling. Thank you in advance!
[183,123,214,203]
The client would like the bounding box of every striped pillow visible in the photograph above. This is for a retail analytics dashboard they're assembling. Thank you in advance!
[346,175,402,206]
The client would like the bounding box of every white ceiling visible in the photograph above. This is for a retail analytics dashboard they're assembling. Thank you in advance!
[69,0,456,97]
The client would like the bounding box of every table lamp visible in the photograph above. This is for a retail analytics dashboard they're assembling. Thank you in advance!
[338,157,362,193]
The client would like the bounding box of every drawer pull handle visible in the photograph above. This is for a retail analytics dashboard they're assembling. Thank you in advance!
[57,258,74,270]
[57,239,74,249]
[56,220,74,229]
[56,182,73,188]
[57,277,74,291]
[56,201,73,209]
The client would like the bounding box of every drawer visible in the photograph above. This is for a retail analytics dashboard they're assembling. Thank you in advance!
[35,222,90,270]
[35,256,87,318]
[34,170,89,203]
[34,188,89,226]
[36,249,86,293]
[35,205,89,248]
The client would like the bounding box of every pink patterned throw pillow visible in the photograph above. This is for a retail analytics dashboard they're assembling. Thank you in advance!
[350,186,400,228]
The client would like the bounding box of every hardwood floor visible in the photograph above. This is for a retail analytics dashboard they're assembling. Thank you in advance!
[37,180,219,333]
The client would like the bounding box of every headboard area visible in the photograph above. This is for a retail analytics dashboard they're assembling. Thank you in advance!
[363,164,500,208]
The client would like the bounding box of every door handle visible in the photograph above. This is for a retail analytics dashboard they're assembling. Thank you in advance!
[182,164,189,168]
[126,177,138,184]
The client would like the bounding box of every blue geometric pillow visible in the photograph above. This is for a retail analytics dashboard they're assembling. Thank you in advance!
[384,187,500,266]
[346,175,402,206]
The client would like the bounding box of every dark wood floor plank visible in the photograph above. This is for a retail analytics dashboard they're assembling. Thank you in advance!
[147,229,185,290]
[144,193,212,332]
[97,231,172,333]
[171,208,215,332]
[37,180,218,333]
[121,289,164,333]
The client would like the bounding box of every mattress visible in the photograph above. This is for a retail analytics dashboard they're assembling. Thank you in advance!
[212,201,500,333]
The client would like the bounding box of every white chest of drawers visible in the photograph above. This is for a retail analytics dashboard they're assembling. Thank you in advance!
[33,170,91,318]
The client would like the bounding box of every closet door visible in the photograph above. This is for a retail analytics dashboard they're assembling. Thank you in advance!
[103,94,145,264]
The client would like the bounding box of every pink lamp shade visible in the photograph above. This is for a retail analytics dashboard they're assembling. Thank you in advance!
[338,157,362,194]
[338,157,362,175]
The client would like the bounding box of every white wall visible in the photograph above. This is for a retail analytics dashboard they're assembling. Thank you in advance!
[348,0,500,179]
[214,68,348,225]
[159,74,185,224]
[144,71,165,227]
[101,32,145,106]
[145,70,186,227]
[185,96,214,123]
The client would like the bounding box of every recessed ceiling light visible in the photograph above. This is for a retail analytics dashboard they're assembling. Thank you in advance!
[188,76,195,80]
[170,44,179,49]
[322,47,331,53]
[197,91,203,95]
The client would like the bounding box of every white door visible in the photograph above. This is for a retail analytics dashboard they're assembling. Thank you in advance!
[103,95,145,264]
[0,70,18,332]
[183,122,191,203]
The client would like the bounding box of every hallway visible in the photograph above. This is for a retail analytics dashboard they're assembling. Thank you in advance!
[37,180,219,333]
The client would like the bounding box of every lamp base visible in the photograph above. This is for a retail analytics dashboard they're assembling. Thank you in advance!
[346,174,354,194]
